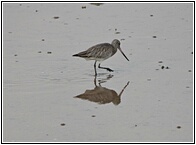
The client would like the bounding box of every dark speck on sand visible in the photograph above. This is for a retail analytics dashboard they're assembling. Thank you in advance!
[60,123,66,126]
[53,16,59,19]
[90,3,104,6]
[165,66,169,69]
[177,126,181,129]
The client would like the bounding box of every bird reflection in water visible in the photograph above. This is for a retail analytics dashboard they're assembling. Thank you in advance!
[74,75,129,105]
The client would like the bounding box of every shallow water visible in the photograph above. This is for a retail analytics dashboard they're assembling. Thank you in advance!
[3,3,193,142]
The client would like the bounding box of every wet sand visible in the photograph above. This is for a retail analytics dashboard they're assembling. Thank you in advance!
[3,3,193,142]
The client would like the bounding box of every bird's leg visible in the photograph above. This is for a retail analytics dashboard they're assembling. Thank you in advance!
[98,63,113,72]
[94,61,97,76]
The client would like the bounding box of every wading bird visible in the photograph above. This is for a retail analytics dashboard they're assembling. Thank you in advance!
[73,39,129,75]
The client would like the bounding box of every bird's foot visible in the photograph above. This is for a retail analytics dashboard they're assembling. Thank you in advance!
[106,68,113,72]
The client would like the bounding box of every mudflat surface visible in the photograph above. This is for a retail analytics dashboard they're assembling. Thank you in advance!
[3,3,193,142]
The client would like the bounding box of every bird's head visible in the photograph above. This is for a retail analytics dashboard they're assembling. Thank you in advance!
[112,39,129,61]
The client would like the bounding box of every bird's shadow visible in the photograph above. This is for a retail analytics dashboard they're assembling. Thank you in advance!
[73,74,130,105]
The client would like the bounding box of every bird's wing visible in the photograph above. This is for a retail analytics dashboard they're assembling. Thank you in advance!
[86,43,113,58]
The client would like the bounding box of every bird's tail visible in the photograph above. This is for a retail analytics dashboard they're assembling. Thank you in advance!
[72,54,79,57]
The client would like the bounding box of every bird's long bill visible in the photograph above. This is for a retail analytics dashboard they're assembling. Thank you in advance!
[119,48,129,61]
